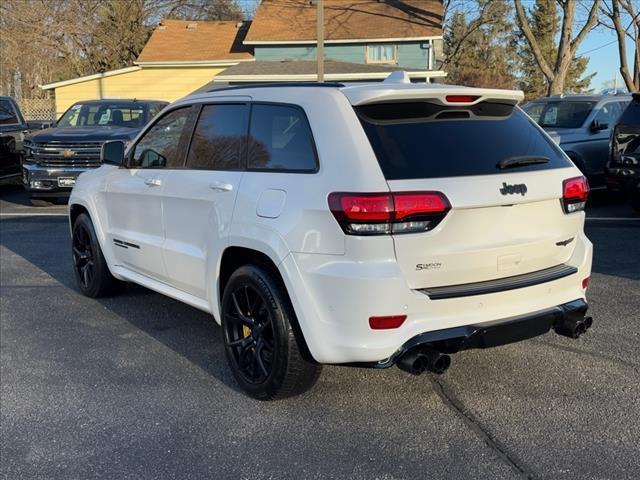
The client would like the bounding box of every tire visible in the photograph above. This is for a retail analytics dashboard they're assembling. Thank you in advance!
[71,213,123,297]
[221,265,321,400]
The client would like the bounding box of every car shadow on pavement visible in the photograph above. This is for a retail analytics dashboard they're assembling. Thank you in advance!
[0,217,241,393]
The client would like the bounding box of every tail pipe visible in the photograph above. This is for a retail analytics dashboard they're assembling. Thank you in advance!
[397,348,451,376]
[554,315,593,339]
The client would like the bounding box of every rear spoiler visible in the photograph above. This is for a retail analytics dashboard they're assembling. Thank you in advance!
[341,83,524,107]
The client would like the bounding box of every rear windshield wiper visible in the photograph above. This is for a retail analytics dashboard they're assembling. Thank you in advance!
[497,156,550,169]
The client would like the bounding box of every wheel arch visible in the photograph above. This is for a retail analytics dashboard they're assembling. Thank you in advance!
[69,203,89,228]
[216,246,316,363]
[68,197,119,278]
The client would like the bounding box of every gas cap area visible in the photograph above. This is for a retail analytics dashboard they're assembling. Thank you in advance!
[257,189,287,218]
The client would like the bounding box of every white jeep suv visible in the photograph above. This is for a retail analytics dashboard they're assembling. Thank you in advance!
[68,79,593,400]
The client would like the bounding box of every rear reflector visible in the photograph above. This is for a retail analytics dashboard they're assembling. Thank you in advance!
[328,191,450,235]
[582,277,589,289]
[562,176,589,213]
[445,95,480,103]
[369,315,407,330]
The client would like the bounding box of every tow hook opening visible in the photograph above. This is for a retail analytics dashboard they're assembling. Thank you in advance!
[397,348,451,376]
[554,315,593,339]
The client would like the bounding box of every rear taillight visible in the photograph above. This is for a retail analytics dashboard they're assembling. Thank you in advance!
[328,191,450,235]
[562,176,589,213]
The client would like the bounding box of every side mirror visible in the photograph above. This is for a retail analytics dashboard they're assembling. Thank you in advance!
[101,140,125,166]
[590,120,609,132]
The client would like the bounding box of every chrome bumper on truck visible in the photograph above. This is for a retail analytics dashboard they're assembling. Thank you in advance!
[348,299,592,375]
[22,163,92,196]
[22,140,102,197]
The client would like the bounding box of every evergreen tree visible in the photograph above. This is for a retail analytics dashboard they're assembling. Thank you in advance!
[443,0,517,89]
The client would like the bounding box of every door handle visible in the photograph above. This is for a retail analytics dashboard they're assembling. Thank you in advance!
[144,178,162,187]
[209,181,233,192]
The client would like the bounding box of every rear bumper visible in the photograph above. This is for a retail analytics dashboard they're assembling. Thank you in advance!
[280,232,592,364]
[351,299,588,368]
[22,163,93,196]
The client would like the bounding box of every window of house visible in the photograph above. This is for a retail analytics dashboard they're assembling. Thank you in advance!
[247,104,317,172]
[366,44,397,64]
[132,107,191,168]
[186,104,248,170]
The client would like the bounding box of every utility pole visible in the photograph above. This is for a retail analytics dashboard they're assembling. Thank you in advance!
[316,0,324,82]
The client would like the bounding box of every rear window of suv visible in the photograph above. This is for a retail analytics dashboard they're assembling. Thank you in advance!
[356,101,571,180]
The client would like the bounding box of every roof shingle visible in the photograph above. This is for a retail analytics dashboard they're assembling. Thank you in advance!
[245,0,443,43]
[136,19,253,63]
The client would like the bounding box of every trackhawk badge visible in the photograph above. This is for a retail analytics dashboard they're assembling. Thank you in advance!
[500,182,527,196]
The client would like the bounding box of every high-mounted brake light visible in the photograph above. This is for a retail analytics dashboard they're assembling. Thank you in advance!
[562,176,589,213]
[445,95,480,103]
[328,191,450,235]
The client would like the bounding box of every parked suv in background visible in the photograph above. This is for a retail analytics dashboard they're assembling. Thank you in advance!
[23,99,167,204]
[0,96,50,183]
[69,79,594,400]
[606,92,640,212]
[523,94,630,188]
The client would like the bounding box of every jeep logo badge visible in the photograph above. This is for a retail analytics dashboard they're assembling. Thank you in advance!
[500,182,527,196]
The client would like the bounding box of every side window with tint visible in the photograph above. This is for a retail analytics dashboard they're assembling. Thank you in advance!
[248,104,317,172]
[186,104,248,170]
[594,103,620,127]
[132,108,190,169]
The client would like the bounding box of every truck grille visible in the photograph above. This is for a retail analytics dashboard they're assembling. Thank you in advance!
[29,141,103,168]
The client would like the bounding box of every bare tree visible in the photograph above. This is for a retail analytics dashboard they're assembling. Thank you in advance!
[600,0,640,91]
[514,0,601,96]
[0,0,245,98]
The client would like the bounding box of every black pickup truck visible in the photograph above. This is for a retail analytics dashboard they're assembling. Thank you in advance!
[22,99,167,203]
[606,93,640,212]
[0,96,51,183]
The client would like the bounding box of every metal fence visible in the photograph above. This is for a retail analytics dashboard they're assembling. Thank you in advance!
[18,98,56,121]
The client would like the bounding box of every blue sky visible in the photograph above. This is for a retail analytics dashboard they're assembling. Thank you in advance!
[578,27,634,92]
[238,0,633,92]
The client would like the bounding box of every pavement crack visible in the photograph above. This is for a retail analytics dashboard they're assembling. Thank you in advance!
[532,339,640,372]
[429,376,534,479]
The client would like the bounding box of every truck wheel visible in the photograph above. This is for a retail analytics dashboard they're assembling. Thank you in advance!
[221,265,321,400]
[72,213,123,297]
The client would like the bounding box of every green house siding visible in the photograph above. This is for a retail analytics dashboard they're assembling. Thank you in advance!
[253,41,432,70]
[397,43,430,69]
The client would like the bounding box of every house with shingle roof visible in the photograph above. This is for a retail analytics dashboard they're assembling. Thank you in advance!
[41,20,254,115]
[41,1,445,115]
[213,0,445,84]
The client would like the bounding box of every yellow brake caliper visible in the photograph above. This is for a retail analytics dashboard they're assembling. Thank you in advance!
[242,325,252,338]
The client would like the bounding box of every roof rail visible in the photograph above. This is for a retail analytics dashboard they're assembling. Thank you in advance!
[207,82,345,93]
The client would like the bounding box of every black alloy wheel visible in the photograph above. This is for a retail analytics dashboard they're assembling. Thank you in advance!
[223,284,276,384]
[71,213,123,298]
[221,265,321,400]
[72,222,95,289]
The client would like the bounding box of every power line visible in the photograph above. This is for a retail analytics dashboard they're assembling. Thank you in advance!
[577,39,619,57]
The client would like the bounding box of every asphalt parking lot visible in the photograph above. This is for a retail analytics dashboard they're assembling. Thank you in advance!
[1,185,638,480]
